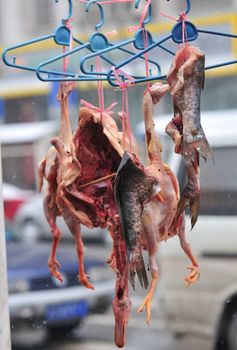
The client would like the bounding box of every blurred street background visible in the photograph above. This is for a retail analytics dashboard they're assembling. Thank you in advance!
[1,0,237,191]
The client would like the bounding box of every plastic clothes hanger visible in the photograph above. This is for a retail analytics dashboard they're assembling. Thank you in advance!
[36,0,111,81]
[36,0,160,81]
[79,0,161,78]
[2,0,84,76]
[107,0,237,86]
[2,0,118,80]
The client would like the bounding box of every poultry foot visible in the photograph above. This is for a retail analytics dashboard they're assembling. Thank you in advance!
[185,265,200,287]
[48,258,63,283]
[137,271,158,325]
[178,221,200,288]
[78,273,94,290]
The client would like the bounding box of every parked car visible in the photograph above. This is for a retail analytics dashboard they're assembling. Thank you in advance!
[3,183,33,221]
[6,220,114,344]
[136,109,237,350]
[14,193,109,244]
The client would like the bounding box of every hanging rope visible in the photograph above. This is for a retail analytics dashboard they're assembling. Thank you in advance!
[62,18,74,73]
[80,57,117,117]
[128,0,152,90]
[159,11,189,47]
[80,49,117,117]
[80,28,118,115]
[112,67,135,152]
[79,0,134,4]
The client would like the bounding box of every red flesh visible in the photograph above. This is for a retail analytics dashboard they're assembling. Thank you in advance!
[68,108,131,347]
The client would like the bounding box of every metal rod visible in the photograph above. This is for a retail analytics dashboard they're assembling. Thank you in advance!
[0,144,11,350]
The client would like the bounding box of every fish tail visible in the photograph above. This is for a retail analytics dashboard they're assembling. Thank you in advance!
[177,190,200,230]
[190,196,200,230]
[183,127,214,164]
[128,248,148,290]
[176,195,189,219]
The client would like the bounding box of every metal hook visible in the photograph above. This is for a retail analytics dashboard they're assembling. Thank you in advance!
[86,0,105,31]
[135,0,152,26]
[166,0,191,15]
[55,0,73,21]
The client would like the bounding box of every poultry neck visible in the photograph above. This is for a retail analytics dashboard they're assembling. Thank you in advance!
[58,98,73,144]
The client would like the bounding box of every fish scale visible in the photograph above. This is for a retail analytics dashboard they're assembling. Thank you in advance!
[115,152,159,290]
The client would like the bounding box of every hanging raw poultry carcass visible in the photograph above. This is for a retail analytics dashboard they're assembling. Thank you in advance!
[166,45,213,228]
[115,83,200,325]
[38,81,81,283]
[48,100,134,348]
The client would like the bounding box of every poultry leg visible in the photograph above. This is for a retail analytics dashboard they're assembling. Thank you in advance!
[137,270,158,325]
[138,205,159,324]
[63,212,94,290]
[177,214,200,287]
[43,192,62,282]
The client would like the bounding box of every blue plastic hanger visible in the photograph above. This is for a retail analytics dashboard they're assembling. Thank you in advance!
[79,0,161,78]
[35,0,161,81]
[2,0,83,75]
[2,0,118,80]
[107,0,237,86]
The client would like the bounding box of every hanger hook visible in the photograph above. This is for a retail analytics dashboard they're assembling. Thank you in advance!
[86,0,105,30]
[55,0,73,21]
[135,0,152,26]
[185,0,191,14]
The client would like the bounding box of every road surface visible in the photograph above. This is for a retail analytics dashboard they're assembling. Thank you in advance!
[12,295,211,350]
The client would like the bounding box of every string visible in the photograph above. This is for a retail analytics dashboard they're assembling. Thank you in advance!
[79,0,134,4]
[112,67,135,152]
[128,0,151,90]
[143,25,150,91]
[128,0,151,33]
[159,11,188,47]
[96,56,105,111]
[79,25,118,118]
[80,99,117,116]
[62,18,73,73]
[80,54,117,118]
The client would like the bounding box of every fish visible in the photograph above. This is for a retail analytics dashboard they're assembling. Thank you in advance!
[167,45,213,164]
[114,151,160,290]
[166,45,213,227]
